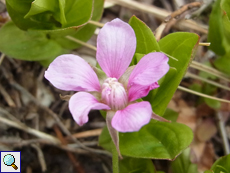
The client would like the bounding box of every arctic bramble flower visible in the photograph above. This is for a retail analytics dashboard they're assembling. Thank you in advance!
[45,18,169,133]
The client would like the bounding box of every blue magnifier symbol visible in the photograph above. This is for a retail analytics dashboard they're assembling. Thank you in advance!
[3,154,18,170]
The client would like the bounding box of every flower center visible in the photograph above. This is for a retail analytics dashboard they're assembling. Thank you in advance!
[101,78,128,110]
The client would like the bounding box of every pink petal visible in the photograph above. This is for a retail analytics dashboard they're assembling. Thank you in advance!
[128,82,159,102]
[111,101,152,132]
[128,52,169,102]
[96,18,136,79]
[45,54,101,92]
[69,92,110,126]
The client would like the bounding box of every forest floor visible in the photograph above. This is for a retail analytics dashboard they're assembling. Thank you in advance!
[0,0,229,173]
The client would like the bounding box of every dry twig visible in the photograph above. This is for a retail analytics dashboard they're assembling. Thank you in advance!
[0,84,16,107]
[0,115,61,144]
[54,125,85,173]
[106,0,208,34]
[178,86,230,104]
[31,144,47,172]
[70,128,103,139]
[155,2,202,40]
[0,53,5,65]
[165,2,201,22]
[217,112,230,155]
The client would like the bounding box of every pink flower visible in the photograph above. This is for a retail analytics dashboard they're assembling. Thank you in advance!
[45,18,169,133]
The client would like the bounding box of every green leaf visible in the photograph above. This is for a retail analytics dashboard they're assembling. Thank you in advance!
[62,0,93,28]
[208,0,226,55]
[129,16,160,54]
[202,84,221,109]
[52,0,104,49]
[221,0,230,21]
[209,154,230,173]
[120,157,156,173]
[99,120,193,160]
[204,98,221,109]
[214,52,230,75]
[6,0,93,31]
[222,12,230,44]
[208,0,230,75]
[146,32,199,116]
[204,171,214,173]
[24,0,66,25]
[0,21,67,61]
[162,108,179,122]
[171,148,199,173]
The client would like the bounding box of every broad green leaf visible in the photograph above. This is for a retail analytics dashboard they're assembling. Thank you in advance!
[99,120,193,160]
[204,98,221,109]
[52,0,104,49]
[214,54,230,75]
[62,0,93,28]
[0,21,67,61]
[24,0,67,25]
[129,16,160,54]
[208,0,230,75]
[202,84,221,109]
[120,157,156,173]
[171,148,199,173]
[146,32,199,116]
[189,83,220,109]
[209,154,230,173]
[204,171,214,173]
[6,0,44,30]
[132,53,144,64]
[221,0,230,21]
[6,0,93,31]
[208,0,226,55]
[162,108,178,122]
[222,13,230,44]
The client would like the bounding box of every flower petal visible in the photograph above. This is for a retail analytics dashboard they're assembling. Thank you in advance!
[128,52,169,101]
[112,101,152,132]
[96,18,136,79]
[128,82,159,102]
[69,92,110,126]
[45,54,100,92]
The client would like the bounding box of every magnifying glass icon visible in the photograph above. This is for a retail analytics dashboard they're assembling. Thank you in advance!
[3,154,18,170]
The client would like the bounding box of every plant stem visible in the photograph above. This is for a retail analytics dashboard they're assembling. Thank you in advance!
[0,53,5,65]
[198,42,211,46]
[112,142,119,173]
[186,72,230,92]
[178,86,230,104]
[88,20,104,27]
[190,61,230,82]
[65,36,97,51]
[106,0,208,34]
[217,112,230,155]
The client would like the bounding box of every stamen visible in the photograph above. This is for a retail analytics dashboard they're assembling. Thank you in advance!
[101,78,128,110]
